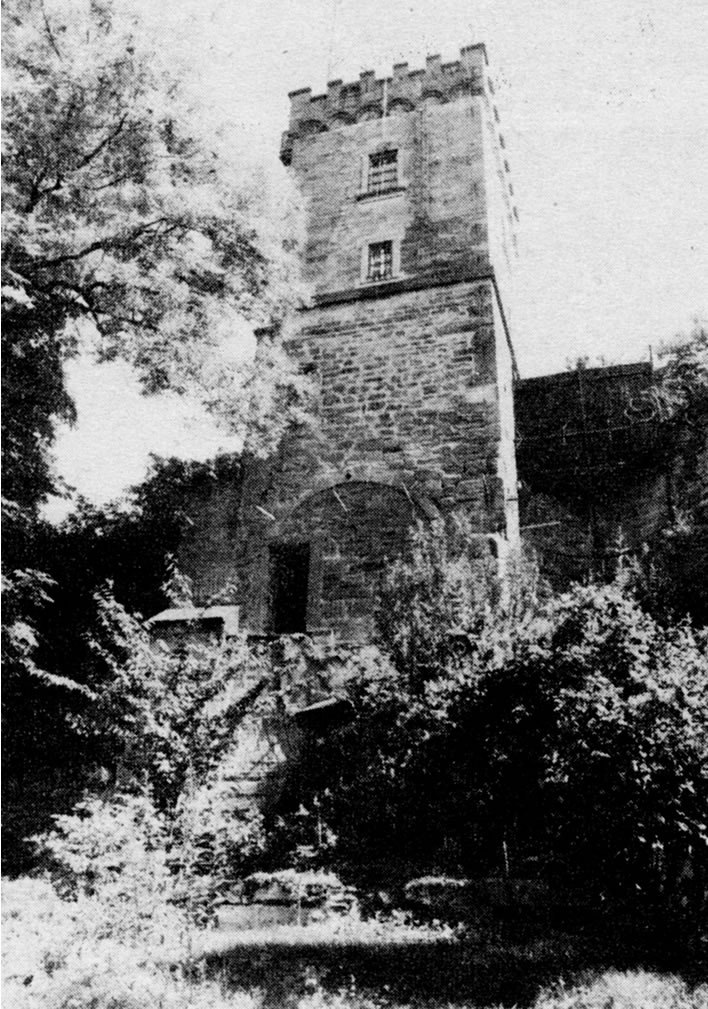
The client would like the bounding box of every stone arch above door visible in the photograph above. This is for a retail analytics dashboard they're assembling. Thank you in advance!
[267,480,429,640]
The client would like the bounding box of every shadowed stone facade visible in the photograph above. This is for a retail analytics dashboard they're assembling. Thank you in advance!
[515,362,683,585]
[172,45,522,642]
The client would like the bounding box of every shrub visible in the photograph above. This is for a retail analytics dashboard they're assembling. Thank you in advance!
[31,792,193,947]
[87,595,271,814]
[37,793,169,895]
[32,780,268,932]
[375,515,546,690]
[289,519,708,933]
[446,581,708,923]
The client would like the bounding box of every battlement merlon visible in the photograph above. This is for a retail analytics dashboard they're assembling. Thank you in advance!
[281,44,496,156]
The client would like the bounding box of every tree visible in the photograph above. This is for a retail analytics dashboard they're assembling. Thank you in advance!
[2,0,307,517]
[1,0,310,869]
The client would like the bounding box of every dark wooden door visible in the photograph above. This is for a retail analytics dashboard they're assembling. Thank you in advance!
[269,543,310,633]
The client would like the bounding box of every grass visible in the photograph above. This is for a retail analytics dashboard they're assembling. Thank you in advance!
[4,875,707,1008]
[530,970,708,1009]
[201,915,708,1008]
[197,911,463,956]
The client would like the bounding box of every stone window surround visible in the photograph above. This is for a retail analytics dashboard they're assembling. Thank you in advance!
[366,240,394,282]
[359,233,403,286]
[366,148,398,194]
[356,144,408,202]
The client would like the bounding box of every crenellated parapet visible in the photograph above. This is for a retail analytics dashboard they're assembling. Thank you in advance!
[281,45,491,165]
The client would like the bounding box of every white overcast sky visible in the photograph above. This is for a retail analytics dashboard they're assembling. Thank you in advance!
[49,0,708,516]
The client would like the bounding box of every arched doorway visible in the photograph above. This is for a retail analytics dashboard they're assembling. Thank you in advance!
[267,481,428,640]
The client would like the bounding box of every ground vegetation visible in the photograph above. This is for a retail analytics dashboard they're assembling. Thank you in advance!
[286,521,708,941]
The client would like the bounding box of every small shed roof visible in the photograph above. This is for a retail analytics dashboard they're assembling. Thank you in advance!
[146,605,240,636]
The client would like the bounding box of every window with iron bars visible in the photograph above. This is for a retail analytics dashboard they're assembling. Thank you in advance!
[367,241,393,282]
[367,149,398,194]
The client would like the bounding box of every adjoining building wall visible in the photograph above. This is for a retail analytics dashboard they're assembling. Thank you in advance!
[515,363,675,583]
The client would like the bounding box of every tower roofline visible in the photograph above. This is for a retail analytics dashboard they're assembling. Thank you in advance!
[280,44,517,225]
[284,44,491,140]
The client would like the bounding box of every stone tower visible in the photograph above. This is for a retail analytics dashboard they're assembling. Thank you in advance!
[174,45,520,643]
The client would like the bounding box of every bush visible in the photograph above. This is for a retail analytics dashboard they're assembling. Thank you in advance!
[32,779,269,931]
[635,323,708,627]
[31,792,194,945]
[4,802,260,1006]
[375,515,546,690]
[84,595,271,814]
[37,793,169,894]
[288,520,708,933]
[175,779,266,881]
[20,601,276,925]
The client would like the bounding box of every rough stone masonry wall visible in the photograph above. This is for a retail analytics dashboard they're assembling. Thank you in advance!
[283,53,516,300]
[264,279,517,640]
[290,98,490,297]
[173,278,514,639]
[171,49,520,641]
[283,280,509,520]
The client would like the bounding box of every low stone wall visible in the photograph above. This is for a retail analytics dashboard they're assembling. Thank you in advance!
[215,870,357,931]
[403,875,589,924]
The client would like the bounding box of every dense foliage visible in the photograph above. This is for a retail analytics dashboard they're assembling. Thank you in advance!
[1,452,247,863]
[291,520,708,933]
[2,0,307,514]
[2,576,271,871]
[637,323,708,625]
